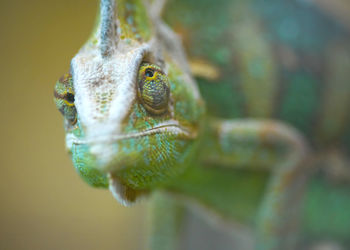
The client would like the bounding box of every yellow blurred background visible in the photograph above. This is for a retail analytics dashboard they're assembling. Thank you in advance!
[0,1,145,249]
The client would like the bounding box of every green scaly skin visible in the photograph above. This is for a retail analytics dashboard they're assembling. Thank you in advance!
[54,0,350,249]
[164,0,350,248]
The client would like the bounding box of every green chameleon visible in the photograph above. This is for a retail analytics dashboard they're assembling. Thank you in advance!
[54,0,350,249]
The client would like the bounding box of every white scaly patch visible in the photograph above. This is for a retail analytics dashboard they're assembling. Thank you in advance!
[71,40,151,165]
[72,42,150,132]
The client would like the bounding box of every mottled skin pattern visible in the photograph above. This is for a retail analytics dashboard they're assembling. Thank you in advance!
[54,0,350,250]
[165,0,350,145]
[164,0,350,248]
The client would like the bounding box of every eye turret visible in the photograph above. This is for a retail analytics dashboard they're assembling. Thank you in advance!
[137,63,170,115]
[54,73,77,125]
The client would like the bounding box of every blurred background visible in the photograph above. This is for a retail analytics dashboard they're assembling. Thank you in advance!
[0,1,145,250]
[1,0,350,250]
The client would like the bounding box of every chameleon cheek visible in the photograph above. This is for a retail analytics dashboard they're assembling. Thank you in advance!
[53,97,77,125]
[64,106,77,125]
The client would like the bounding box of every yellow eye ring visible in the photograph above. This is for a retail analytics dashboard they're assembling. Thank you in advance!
[63,92,75,106]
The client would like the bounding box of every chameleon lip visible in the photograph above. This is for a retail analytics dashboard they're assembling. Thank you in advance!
[66,120,196,145]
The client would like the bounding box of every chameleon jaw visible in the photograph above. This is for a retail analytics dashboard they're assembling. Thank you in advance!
[105,121,197,206]
[66,120,198,206]
[66,120,197,147]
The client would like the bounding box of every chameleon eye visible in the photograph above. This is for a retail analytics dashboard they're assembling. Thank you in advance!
[66,92,75,104]
[145,68,154,77]
[137,63,170,115]
[54,73,77,125]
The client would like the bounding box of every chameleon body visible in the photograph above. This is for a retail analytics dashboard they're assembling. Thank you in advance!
[54,0,350,249]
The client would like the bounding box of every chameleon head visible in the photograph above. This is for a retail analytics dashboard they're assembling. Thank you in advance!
[54,0,204,205]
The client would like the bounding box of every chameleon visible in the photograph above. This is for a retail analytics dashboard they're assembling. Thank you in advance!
[53,0,350,249]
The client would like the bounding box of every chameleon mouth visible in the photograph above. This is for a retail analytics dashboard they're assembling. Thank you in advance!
[66,120,197,145]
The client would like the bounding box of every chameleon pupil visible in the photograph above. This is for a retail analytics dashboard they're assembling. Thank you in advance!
[145,69,154,77]
[66,93,75,103]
